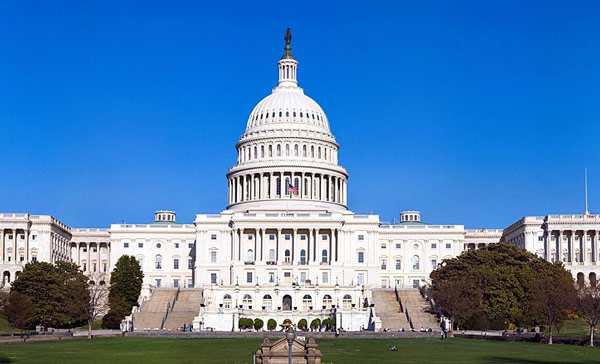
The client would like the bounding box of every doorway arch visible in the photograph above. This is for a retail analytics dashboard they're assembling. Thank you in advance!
[282,295,292,311]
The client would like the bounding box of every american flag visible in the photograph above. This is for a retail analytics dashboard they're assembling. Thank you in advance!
[287,183,299,195]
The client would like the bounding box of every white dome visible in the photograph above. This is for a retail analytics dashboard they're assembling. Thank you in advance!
[245,88,331,136]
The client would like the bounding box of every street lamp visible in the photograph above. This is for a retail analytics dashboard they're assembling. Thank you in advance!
[285,326,296,364]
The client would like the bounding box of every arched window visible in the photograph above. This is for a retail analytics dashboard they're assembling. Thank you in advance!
[155,255,162,269]
[223,294,232,309]
[311,146,315,158]
[304,178,309,197]
[302,294,313,311]
[261,145,264,158]
[285,144,290,156]
[277,144,281,156]
[294,144,298,156]
[269,249,275,262]
[321,249,328,263]
[269,145,273,157]
[285,177,291,195]
[263,294,273,310]
[343,295,352,310]
[323,294,332,307]
[253,146,257,159]
[276,177,281,196]
[243,294,252,307]
[303,145,307,157]
[318,147,322,159]
[300,249,306,264]
[247,249,254,263]
[284,249,291,262]
[412,255,420,270]
[294,178,299,192]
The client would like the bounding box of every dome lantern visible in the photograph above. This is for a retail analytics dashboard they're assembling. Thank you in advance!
[277,28,298,88]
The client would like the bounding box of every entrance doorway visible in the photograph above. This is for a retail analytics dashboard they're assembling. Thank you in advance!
[282,295,292,310]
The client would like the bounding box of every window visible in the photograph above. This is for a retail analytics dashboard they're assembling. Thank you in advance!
[211,273,217,284]
[322,249,328,263]
[445,243,451,249]
[138,243,143,248]
[248,235,253,240]
[284,249,291,262]
[322,235,327,240]
[343,294,352,310]
[211,251,217,263]
[32,235,36,240]
[175,243,179,248]
[124,242,129,248]
[431,259,438,268]
[381,243,387,249]
[300,249,306,263]
[32,256,37,262]
[357,273,365,285]
[322,272,329,284]
[357,252,364,263]
[155,279,162,288]
[395,259,402,270]
[269,249,275,262]
[431,243,437,249]
[276,177,281,195]
[173,258,179,269]
[103,263,107,272]
[538,236,544,242]
[412,255,420,270]
[243,294,252,306]
[155,255,162,269]
[20,234,24,239]
[223,294,232,309]
[269,272,275,283]
[285,234,291,240]
[323,294,332,307]
[188,259,193,269]
[395,243,401,249]
[302,294,312,310]
[83,263,87,271]
[156,243,161,249]
[173,279,179,288]
[211,234,217,240]
[300,235,306,240]
[263,295,273,310]
[188,243,194,249]
[358,234,364,241]
[247,249,254,262]
[381,259,387,270]
[246,272,253,283]
[269,234,275,240]
[300,272,306,283]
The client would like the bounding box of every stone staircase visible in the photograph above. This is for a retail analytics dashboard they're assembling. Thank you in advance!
[163,289,203,331]
[133,289,177,331]
[371,290,411,331]
[397,290,439,330]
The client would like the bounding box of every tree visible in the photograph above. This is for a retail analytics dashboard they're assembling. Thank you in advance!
[575,284,600,347]
[267,319,277,331]
[103,256,143,329]
[310,318,321,331]
[297,319,307,330]
[254,318,264,331]
[528,260,576,345]
[75,273,109,339]
[3,292,36,335]
[11,261,89,328]
[431,277,483,335]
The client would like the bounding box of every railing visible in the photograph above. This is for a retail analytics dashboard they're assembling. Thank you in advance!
[394,285,404,313]
[405,308,414,330]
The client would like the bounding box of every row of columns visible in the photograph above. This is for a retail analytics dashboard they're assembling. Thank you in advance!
[228,171,347,206]
[238,142,336,164]
[0,228,30,263]
[73,242,110,273]
[230,228,339,265]
[546,229,600,264]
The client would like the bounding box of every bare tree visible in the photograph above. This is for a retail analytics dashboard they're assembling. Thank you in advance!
[3,292,36,336]
[432,277,483,336]
[575,284,600,347]
[84,273,110,339]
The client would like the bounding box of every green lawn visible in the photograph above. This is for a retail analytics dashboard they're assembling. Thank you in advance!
[0,337,598,364]
[555,319,592,338]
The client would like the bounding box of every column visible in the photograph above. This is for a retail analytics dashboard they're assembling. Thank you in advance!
[269,172,275,199]
[238,229,242,261]
[545,229,551,261]
[313,229,317,262]
[569,231,575,263]
[292,228,297,263]
[595,231,599,264]
[328,230,332,264]
[24,229,29,262]
[558,231,563,263]
[335,229,339,262]
[230,230,235,260]
[77,243,81,266]
[301,172,305,199]
[307,229,311,265]
[310,174,314,200]
[0,229,4,263]
[321,175,326,201]
[276,228,281,263]
[250,174,255,200]
[343,180,347,205]
[98,242,101,271]
[582,230,588,264]
[87,242,91,270]
[259,229,263,261]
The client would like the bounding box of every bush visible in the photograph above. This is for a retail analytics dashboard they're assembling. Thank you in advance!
[254,318,264,331]
[267,319,277,331]
[238,317,254,330]
[297,319,307,329]
[310,318,321,330]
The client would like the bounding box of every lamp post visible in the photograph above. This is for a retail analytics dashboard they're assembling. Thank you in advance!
[285,326,296,364]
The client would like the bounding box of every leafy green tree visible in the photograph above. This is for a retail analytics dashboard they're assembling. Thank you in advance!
[3,291,36,335]
[267,319,277,331]
[310,318,321,330]
[253,318,264,331]
[297,319,307,329]
[11,261,89,328]
[103,256,143,329]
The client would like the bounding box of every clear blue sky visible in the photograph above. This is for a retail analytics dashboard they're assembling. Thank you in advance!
[1,1,599,228]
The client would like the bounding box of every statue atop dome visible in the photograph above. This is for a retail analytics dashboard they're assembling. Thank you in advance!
[281,27,294,60]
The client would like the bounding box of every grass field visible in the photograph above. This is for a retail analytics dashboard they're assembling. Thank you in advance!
[0,337,598,364]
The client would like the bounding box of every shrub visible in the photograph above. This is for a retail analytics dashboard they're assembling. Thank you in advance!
[254,318,264,331]
[310,318,321,330]
[267,319,277,331]
[297,319,308,329]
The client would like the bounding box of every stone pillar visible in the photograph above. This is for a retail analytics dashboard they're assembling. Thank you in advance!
[276,228,281,263]
[596,231,599,264]
[24,229,29,263]
[545,229,551,261]
[313,229,317,262]
[310,173,314,199]
[583,230,588,264]
[0,229,4,263]
[87,242,91,271]
[238,229,242,261]
[293,228,297,263]
[307,229,311,265]
[13,229,18,263]
[558,230,563,263]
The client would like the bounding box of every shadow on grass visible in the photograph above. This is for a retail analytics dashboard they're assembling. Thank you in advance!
[483,357,598,364]
[0,356,12,363]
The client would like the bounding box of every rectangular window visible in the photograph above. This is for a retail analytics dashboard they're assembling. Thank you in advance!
[431,259,437,268]
[211,234,217,240]
[173,279,179,288]
[357,273,365,286]
[20,234,25,239]
[173,259,179,270]
[210,251,217,263]
[155,279,161,288]
[445,243,451,249]
[210,273,217,284]
[300,235,306,240]
[300,272,306,283]
[380,243,387,249]
[188,279,193,288]
[358,252,364,263]
[322,272,329,284]
[538,236,544,242]
[103,264,107,272]
[175,243,179,248]
[138,243,143,248]
[270,234,275,240]
[285,235,291,240]
[246,272,253,283]
[381,260,387,270]
[431,243,437,249]
[248,235,253,240]
[188,259,193,269]
[395,243,401,249]
[322,235,327,240]
[188,243,194,249]
[93,248,97,253]
[32,235,36,240]
[358,234,364,241]
[124,242,129,248]
[269,272,275,283]
[395,259,401,270]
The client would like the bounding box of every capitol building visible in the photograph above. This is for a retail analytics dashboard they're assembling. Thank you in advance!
[1,31,599,332]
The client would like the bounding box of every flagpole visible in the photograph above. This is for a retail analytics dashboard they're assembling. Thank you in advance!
[585,168,589,215]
